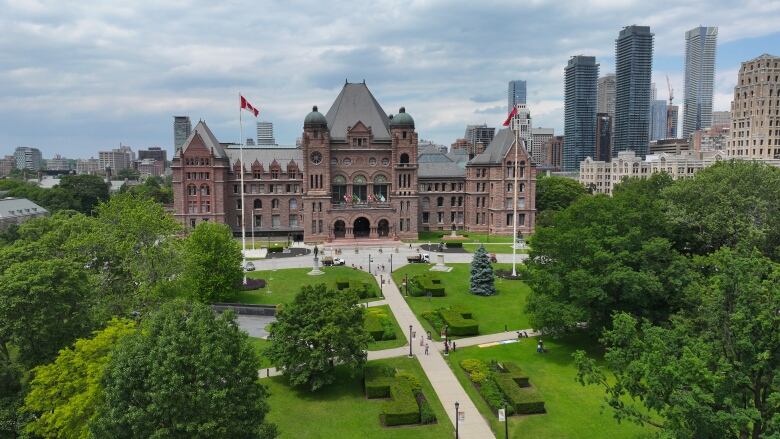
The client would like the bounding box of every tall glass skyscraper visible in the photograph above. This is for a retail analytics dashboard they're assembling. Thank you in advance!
[173,116,192,151]
[563,55,599,171]
[649,99,668,141]
[613,25,654,158]
[508,80,527,112]
[682,26,718,138]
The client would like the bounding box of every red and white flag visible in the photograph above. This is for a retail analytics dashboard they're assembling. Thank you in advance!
[240,95,259,117]
[502,106,518,127]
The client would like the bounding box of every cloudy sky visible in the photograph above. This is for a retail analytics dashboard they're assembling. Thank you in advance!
[2,0,780,158]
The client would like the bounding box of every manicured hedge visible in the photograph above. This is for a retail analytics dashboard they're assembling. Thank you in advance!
[382,381,420,426]
[439,309,479,336]
[365,313,385,341]
[241,278,266,290]
[501,362,529,387]
[364,364,394,398]
[494,374,545,414]
[410,274,445,297]
[336,279,377,299]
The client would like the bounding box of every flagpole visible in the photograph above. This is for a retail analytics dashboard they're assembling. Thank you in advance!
[512,106,519,277]
[239,92,247,284]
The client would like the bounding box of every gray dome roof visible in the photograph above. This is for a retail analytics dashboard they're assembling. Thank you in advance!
[304,105,327,126]
[389,107,414,128]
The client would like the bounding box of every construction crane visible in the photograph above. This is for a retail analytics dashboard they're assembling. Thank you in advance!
[665,75,676,138]
[666,75,674,105]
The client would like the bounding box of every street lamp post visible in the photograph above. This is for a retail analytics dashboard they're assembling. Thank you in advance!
[390,254,393,272]
[369,254,372,273]
[455,401,460,439]
[504,405,509,439]
[405,274,409,296]
[408,325,413,358]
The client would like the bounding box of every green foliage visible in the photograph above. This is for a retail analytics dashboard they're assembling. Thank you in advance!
[119,176,173,204]
[337,279,376,299]
[115,168,140,180]
[476,375,512,414]
[536,175,588,212]
[419,396,437,424]
[22,318,136,439]
[267,284,371,391]
[493,374,545,414]
[575,248,780,439]
[460,359,489,384]
[58,174,110,214]
[410,273,446,297]
[526,174,692,333]
[364,308,397,341]
[91,301,276,438]
[396,371,422,394]
[661,160,780,260]
[381,381,420,426]
[181,222,242,303]
[0,360,24,438]
[469,245,496,296]
[0,178,79,212]
[0,258,95,368]
[439,308,479,336]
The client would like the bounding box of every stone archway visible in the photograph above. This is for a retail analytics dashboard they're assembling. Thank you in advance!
[353,217,370,238]
[334,220,346,238]
[377,219,389,237]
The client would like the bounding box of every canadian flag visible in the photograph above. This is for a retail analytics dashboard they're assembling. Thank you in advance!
[240,95,259,117]
[502,106,518,127]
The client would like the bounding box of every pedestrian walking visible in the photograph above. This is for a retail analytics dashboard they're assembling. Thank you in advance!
[425,343,429,355]
[452,342,456,351]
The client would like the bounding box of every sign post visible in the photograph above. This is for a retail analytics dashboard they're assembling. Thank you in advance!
[499,407,508,438]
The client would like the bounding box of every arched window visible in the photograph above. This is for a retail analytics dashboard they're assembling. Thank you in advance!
[187,184,197,196]
[400,153,409,164]
[437,196,444,207]
[352,175,367,202]
[332,175,347,204]
[450,196,456,206]
[373,174,388,202]
[200,184,210,196]
[422,197,430,208]
[272,199,279,209]
[254,199,262,209]
[289,198,298,210]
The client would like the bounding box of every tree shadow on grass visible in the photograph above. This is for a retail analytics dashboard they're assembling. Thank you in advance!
[267,366,364,403]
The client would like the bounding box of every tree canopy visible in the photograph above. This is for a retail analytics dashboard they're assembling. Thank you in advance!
[23,318,136,439]
[267,284,370,391]
[180,222,242,303]
[91,301,276,438]
[535,175,589,212]
[57,174,110,214]
[574,248,780,439]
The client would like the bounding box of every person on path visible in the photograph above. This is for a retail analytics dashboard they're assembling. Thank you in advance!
[537,341,542,353]
[425,343,429,355]
[452,341,457,351]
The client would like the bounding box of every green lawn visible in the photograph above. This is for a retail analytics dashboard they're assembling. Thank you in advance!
[264,356,454,439]
[463,243,529,254]
[248,337,273,369]
[446,336,656,439]
[366,305,407,351]
[391,263,531,340]
[227,267,382,305]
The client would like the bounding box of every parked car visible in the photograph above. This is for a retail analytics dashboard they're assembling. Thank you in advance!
[333,257,346,266]
[321,256,345,266]
[243,261,256,271]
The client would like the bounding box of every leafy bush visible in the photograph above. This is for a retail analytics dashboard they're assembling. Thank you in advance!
[364,312,385,341]
[411,274,445,297]
[364,363,394,398]
[419,395,437,424]
[241,278,266,290]
[421,311,445,333]
[382,381,420,426]
[500,362,529,387]
[396,372,421,394]
[494,374,545,414]
[460,359,489,384]
[380,318,396,340]
[336,280,350,290]
[478,376,513,414]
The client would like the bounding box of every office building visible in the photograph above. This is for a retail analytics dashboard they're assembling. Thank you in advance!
[0,155,15,177]
[99,147,133,173]
[76,158,101,175]
[597,74,616,118]
[595,113,612,161]
[464,124,496,153]
[544,136,564,170]
[667,105,679,138]
[256,121,276,145]
[136,158,165,178]
[683,26,718,138]
[690,126,729,152]
[614,25,654,158]
[649,138,689,155]
[711,110,730,130]
[174,116,192,151]
[508,80,527,111]
[531,128,555,164]
[649,99,668,141]
[728,53,780,159]
[13,147,43,171]
[563,55,599,171]
[138,147,167,164]
[45,154,73,172]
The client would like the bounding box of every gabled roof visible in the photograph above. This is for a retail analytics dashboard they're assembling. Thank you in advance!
[0,197,48,219]
[325,83,391,140]
[417,148,466,178]
[469,128,522,164]
[180,121,227,159]
[224,148,302,170]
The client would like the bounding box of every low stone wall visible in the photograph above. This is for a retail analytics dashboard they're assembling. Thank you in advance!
[212,303,276,316]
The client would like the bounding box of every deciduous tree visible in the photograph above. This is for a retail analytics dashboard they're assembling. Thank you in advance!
[266,284,370,391]
[180,222,242,303]
[535,175,588,212]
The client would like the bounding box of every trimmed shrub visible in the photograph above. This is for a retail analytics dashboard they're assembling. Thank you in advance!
[421,311,445,333]
[500,362,529,387]
[365,313,385,341]
[410,273,445,297]
[494,374,545,414]
[419,395,437,424]
[364,364,394,398]
[336,279,350,290]
[440,309,479,336]
[460,359,489,384]
[266,246,284,253]
[382,381,420,426]
[241,278,266,290]
[478,376,512,414]
[444,242,463,248]
[396,372,421,394]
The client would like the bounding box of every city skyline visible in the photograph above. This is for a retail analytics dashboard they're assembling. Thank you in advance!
[1,1,780,157]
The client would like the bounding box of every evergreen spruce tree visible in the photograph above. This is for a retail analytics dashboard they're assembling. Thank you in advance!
[470,245,496,296]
